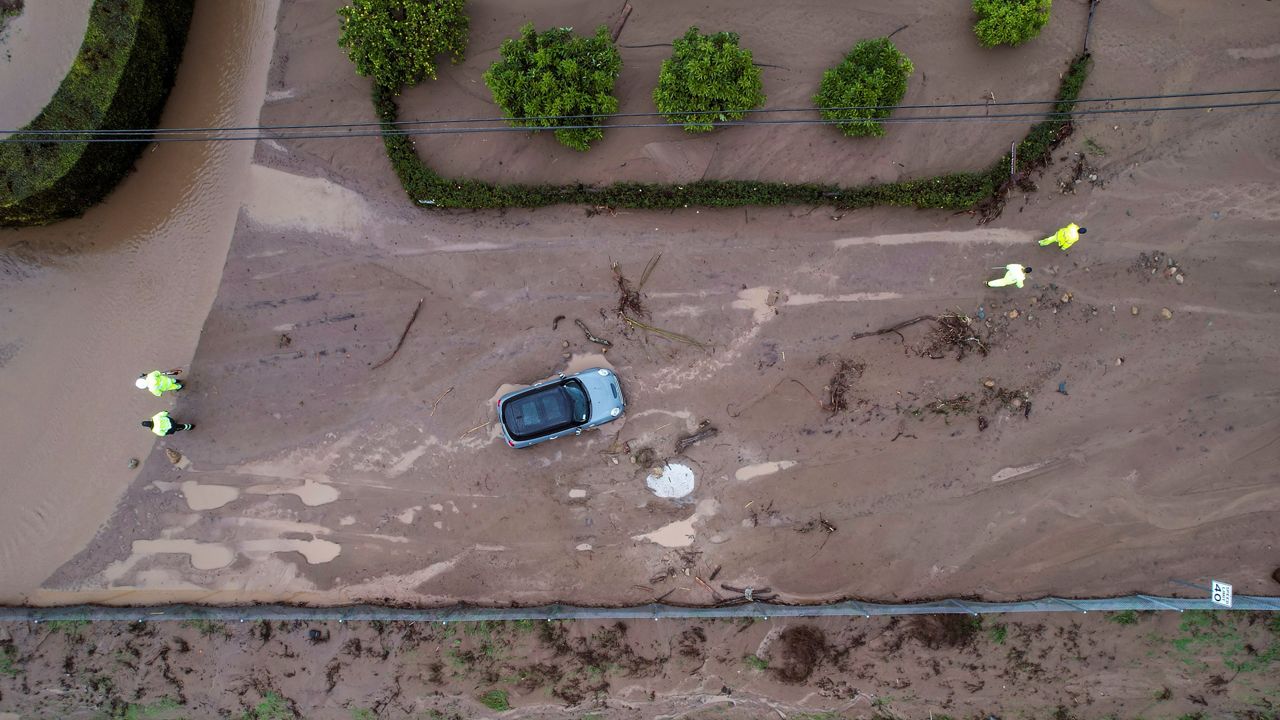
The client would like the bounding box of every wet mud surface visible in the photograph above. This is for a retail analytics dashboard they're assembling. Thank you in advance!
[2,612,1279,718]
[3,0,1280,610]
[34,0,1280,607]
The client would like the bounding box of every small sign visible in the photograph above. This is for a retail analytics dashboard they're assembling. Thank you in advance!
[1211,580,1233,608]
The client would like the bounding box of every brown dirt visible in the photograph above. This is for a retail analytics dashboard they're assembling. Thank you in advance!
[7,0,1280,612]
[28,0,1280,608]
[3,612,1279,718]
[767,625,827,683]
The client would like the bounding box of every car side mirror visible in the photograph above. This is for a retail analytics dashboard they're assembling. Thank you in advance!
[575,429,582,436]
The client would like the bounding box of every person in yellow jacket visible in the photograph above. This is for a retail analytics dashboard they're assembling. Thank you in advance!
[987,264,1031,288]
[141,410,194,436]
[135,369,182,396]
[1039,223,1086,250]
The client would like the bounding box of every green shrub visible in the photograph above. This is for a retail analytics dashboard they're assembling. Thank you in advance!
[0,645,20,677]
[337,0,468,89]
[743,653,769,670]
[814,38,913,138]
[972,0,1052,47]
[478,689,510,711]
[653,27,765,133]
[0,0,193,226]
[374,51,1089,212]
[1108,610,1139,625]
[483,24,621,151]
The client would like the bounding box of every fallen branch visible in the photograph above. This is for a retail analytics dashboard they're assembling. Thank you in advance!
[429,386,453,416]
[610,0,633,42]
[459,421,489,438]
[622,314,706,348]
[575,318,612,347]
[371,298,424,370]
[674,421,718,453]
[694,576,723,602]
[850,314,935,341]
[638,252,662,291]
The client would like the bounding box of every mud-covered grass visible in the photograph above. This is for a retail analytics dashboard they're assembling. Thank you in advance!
[6,612,1276,718]
[0,0,194,226]
[372,54,1091,211]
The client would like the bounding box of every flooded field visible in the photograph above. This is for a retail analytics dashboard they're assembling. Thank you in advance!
[0,0,280,602]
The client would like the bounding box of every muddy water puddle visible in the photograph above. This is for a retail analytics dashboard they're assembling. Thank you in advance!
[0,0,280,602]
[0,0,92,132]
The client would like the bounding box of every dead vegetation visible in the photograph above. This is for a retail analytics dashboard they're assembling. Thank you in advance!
[820,358,865,413]
[767,625,827,683]
[907,615,983,650]
[920,313,988,360]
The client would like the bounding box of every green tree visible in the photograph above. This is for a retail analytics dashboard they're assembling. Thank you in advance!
[653,27,765,133]
[814,38,913,138]
[483,24,622,151]
[337,0,469,89]
[972,0,1052,47]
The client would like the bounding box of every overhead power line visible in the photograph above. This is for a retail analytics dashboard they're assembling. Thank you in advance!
[3,95,1277,145]
[2,87,1277,138]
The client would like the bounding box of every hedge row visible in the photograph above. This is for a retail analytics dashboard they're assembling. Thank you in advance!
[375,54,1090,211]
[0,0,194,226]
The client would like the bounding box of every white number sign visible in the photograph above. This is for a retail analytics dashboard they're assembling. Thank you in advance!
[1210,580,1233,608]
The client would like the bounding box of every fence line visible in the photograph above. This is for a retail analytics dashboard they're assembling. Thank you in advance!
[2,594,1278,624]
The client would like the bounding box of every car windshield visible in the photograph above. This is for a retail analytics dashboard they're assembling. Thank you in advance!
[502,379,590,441]
[562,379,589,423]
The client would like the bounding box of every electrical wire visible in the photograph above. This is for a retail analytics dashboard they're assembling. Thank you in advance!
[3,98,1277,144]
[1,87,1276,138]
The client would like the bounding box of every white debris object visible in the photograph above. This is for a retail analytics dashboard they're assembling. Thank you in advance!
[646,462,696,498]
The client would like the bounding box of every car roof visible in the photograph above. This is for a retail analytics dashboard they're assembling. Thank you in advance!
[501,379,584,441]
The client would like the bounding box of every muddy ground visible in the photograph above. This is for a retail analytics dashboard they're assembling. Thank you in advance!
[32,0,1280,605]
[2,611,1279,718]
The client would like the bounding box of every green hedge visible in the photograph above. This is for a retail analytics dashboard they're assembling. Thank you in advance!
[375,54,1090,211]
[0,0,194,226]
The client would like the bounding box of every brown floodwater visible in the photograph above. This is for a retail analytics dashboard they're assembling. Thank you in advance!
[0,0,93,132]
[0,0,279,603]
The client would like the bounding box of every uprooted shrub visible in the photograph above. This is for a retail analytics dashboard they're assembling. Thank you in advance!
[972,0,1052,48]
[814,38,913,138]
[336,0,469,89]
[653,27,765,133]
[483,23,622,151]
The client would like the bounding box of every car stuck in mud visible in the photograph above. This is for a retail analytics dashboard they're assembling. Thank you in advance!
[497,367,625,448]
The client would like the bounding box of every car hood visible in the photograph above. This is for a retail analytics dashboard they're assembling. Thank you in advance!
[575,368,625,424]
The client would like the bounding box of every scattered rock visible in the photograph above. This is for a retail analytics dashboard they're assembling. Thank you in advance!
[562,352,572,360]
[575,543,593,552]
[562,340,569,348]
[128,458,139,469]
[278,333,292,348]
[1060,293,1072,303]
[1131,306,1140,316]
[165,448,183,465]
[1175,274,1185,284]
[1161,308,1173,320]
[1007,310,1019,319]
[1116,357,1125,365]
[982,379,996,389]
[569,489,587,499]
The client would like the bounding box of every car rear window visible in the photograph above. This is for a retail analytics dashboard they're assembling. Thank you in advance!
[502,379,590,441]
